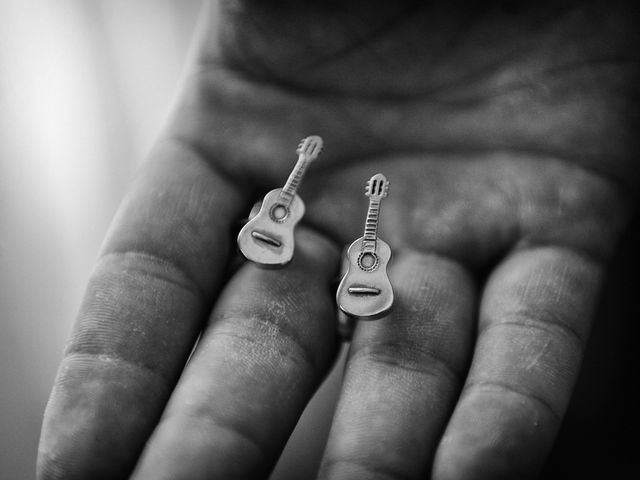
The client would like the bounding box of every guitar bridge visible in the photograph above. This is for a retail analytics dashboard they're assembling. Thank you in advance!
[347,286,381,296]
[251,231,282,248]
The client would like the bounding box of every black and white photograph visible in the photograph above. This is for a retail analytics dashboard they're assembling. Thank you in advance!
[1,1,638,479]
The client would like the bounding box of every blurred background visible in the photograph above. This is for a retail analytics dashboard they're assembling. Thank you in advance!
[0,2,343,478]
[0,1,637,479]
[0,1,202,478]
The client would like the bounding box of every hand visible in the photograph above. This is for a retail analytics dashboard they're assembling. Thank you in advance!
[37,2,639,479]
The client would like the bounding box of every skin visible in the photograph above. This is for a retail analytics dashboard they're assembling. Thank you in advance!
[37,1,639,479]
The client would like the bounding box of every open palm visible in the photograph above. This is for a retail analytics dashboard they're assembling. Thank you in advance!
[38,2,638,479]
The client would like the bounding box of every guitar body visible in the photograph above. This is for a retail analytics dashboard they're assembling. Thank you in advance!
[237,188,305,267]
[336,237,394,319]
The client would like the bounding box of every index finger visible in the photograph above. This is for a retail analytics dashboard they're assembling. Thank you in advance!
[37,139,247,480]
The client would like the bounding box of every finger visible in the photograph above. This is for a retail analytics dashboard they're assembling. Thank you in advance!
[37,142,247,480]
[433,246,603,480]
[131,227,340,480]
[319,251,476,480]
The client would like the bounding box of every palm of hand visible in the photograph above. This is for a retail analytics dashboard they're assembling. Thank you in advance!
[38,3,638,480]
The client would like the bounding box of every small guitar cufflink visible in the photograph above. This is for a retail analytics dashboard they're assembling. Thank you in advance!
[336,173,394,319]
[237,135,323,268]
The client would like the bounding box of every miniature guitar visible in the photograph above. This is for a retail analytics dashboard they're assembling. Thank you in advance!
[336,173,393,319]
[237,135,323,267]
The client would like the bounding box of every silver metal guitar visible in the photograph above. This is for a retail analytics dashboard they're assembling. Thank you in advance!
[337,173,394,319]
[237,135,323,267]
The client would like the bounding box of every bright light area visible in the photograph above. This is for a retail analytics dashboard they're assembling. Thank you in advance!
[0,1,202,478]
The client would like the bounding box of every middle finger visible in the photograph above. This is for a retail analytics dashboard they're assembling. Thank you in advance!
[319,250,476,479]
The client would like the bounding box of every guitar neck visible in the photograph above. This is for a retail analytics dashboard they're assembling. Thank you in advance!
[279,155,309,206]
[362,198,381,252]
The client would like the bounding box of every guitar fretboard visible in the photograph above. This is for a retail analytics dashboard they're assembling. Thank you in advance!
[362,199,380,252]
[279,156,309,206]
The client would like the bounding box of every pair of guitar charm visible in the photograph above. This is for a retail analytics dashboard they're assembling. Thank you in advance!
[237,135,393,320]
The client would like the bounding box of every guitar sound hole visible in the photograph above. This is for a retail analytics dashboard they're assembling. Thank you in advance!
[270,204,289,223]
[357,252,379,272]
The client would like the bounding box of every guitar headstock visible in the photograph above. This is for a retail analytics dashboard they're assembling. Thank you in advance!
[296,135,323,161]
[365,173,390,200]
